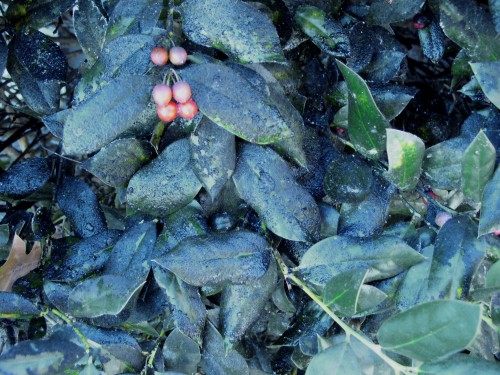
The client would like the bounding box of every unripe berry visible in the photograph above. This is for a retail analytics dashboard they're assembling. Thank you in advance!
[169,46,188,66]
[150,47,169,66]
[172,81,192,104]
[178,100,198,119]
[157,101,178,122]
[435,211,452,227]
[152,84,172,106]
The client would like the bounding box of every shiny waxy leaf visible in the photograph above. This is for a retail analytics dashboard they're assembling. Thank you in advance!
[127,139,202,217]
[105,0,162,42]
[162,329,201,374]
[369,0,424,25]
[295,6,350,57]
[73,0,107,64]
[233,144,320,242]
[221,257,278,350]
[439,0,500,62]
[200,321,249,375]
[479,166,500,236]
[419,353,500,374]
[470,61,500,109]
[461,130,496,203]
[418,19,446,63]
[0,291,40,318]
[0,158,50,199]
[377,300,481,362]
[0,335,85,374]
[179,0,284,63]
[298,235,425,287]
[190,117,236,200]
[82,138,154,188]
[181,63,292,144]
[63,75,155,155]
[386,129,425,191]
[153,230,271,287]
[336,60,389,159]
[56,177,107,238]
[427,216,486,299]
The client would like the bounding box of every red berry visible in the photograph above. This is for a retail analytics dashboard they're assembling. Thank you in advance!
[150,47,169,66]
[152,84,172,106]
[178,100,198,119]
[413,14,430,29]
[169,46,188,66]
[172,81,192,104]
[157,101,178,122]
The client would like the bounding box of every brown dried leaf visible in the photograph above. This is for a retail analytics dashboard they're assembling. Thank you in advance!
[0,234,42,292]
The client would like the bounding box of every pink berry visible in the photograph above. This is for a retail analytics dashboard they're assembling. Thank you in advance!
[178,100,198,119]
[157,101,178,122]
[150,47,168,66]
[172,81,192,104]
[169,46,188,66]
[152,84,172,106]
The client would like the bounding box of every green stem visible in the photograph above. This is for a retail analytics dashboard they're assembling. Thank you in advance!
[271,247,415,375]
[50,308,90,352]
[142,329,166,374]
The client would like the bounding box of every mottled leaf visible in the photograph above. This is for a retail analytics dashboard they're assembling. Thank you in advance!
[295,6,350,57]
[163,328,201,374]
[336,60,389,159]
[386,129,425,191]
[0,158,51,199]
[377,300,481,362]
[298,235,425,288]
[0,291,40,318]
[470,61,500,109]
[82,138,154,188]
[221,257,277,350]
[179,0,284,63]
[233,144,320,242]
[63,75,154,155]
[418,19,446,63]
[127,139,202,217]
[190,117,236,200]
[461,130,496,203]
[153,230,271,287]
[73,0,107,64]
[181,63,292,144]
[479,166,500,236]
[57,177,107,238]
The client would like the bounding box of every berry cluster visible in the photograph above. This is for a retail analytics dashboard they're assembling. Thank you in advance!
[150,46,198,122]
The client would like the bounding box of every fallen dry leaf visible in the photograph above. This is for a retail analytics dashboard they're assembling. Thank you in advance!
[0,234,42,292]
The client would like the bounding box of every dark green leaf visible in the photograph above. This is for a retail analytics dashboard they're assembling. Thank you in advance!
[68,275,145,318]
[318,203,340,239]
[322,269,368,317]
[163,328,201,374]
[43,281,72,312]
[105,0,162,42]
[181,63,292,144]
[427,216,486,299]
[470,61,500,110]
[298,235,425,288]
[461,130,496,203]
[190,117,236,200]
[200,321,249,375]
[295,6,350,57]
[42,108,69,138]
[439,0,500,62]
[324,155,373,204]
[451,49,472,88]
[0,292,40,318]
[368,0,424,25]
[336,60,389,159]
[377,300,481,362]
[63,75,155,155]
[418,19,446,63]
[74,34,155,103]
[0,335,85,374]
[371,84,417,121]
[221,257,278,350]
[82,138,154,188]
[126,139,202,217]
[419,353,500,374]
[0,38,7,78]
[479,166,500,236]
[154,265,206,343]
[179,0,284,63]
[153,230,271,287]
[233,144,320,242]
[386,129,425,191]
[56,177,107,238]
[0,158,50,199]
[73,0,107,64]
[6,0,76,28]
